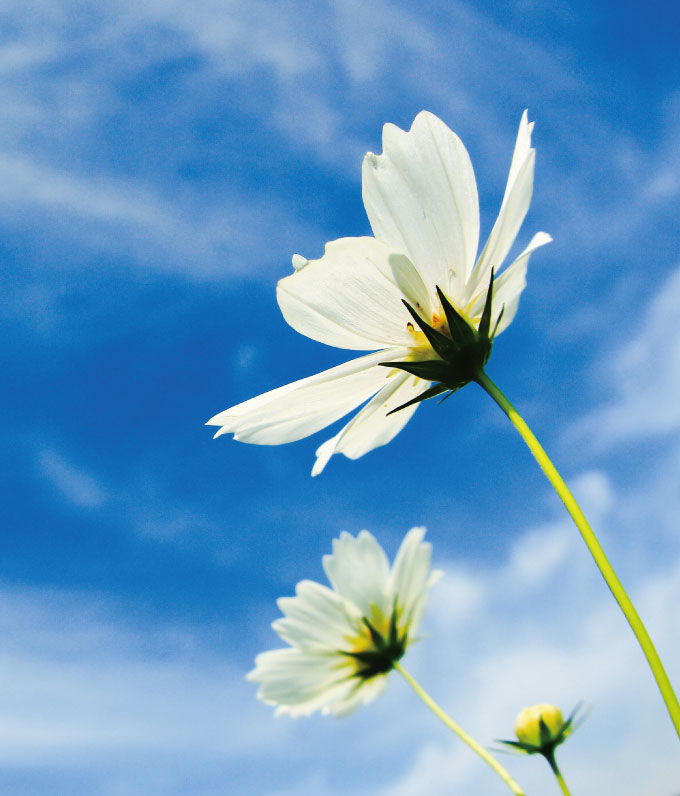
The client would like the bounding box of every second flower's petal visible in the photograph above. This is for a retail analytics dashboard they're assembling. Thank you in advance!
[277,237,430,350]
[322,530,391,618]
[206,348,409,446]
[362,111,480,299]
[312,371,427,476]
[274,580,361,650]
[388,527,441,633]
[469,111,536,297]
[325,674,388,717]
[247,647,355,717]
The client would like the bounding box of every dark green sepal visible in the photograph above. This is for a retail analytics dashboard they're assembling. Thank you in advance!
[497,740,533,753]
[387,604,400,646]
[385,383,451,416]
[380,359,458,383]
[435,286,476,348]
[401,300,459,361]
[539,717,552,748]
[477,268,495,342]
[496,703,583,758]
[382,276,504,415]
[339,610,407,679]
[362,617,385,648]
[491,305,505,339]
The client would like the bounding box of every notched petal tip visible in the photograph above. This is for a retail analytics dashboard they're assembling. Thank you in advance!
[364,151,379,170]
[291,253,309,271]
[533,231,552,246]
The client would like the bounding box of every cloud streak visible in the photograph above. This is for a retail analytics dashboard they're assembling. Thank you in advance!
[3,468,679,795]
[569,263,680,448]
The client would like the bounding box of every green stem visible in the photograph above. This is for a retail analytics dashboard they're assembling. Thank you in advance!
[476,370,680,739]
[545,750,572,796]
[394,662,525,796]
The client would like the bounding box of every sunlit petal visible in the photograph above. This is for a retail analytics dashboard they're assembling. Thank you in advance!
[210,111,549,471]
[277,237,430,350]
[207,348,409,446]
[469,110,536,297]
[363,110,480,299]
[312,371,426,476]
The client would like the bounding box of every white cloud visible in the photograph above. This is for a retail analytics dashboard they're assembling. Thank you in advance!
[0,2,651,232]
[570,264,680,448]
[0,476,680,796]
[38,449,109,509]
[0,586,285,765]
[5,458,680,793]
[371,500,680,795]
[0,151,318,279]
[33,444,241,566]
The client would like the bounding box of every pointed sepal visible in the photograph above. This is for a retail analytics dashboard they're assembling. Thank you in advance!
[380,359,458,383]
[477,268,495,342]
[339,609,407,678]
[386,383,450,416]
[402,300,458,361]
[435,286,476,348]
[497,703,584,759]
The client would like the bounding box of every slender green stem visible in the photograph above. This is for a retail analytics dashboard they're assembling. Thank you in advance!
[545,751,572,796]
[476,369,680,739]
[394,662,525,796]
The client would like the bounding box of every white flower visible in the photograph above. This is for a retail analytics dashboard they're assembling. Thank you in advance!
[248,527,441,717]
[208,111,551,475]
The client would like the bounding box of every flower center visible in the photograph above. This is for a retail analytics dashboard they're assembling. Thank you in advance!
[340,610,407,680]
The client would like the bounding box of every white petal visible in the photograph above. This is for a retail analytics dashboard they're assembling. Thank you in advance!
[291,253,308,270]
[388,527,436,633]
[273,580,361,650]
[322,530,391,618]
[249,647,390,718]
[492,231,552,335]
[206,347,409,446]
[248,647,355,717]
[469,111,536,298]
[323,674,388,717]
[277,237,431,351]
[362,111,480,300]
[467,231,552,336]
[312,371,427,476]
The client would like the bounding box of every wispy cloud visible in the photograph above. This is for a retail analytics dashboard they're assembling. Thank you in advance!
[569,263,680,448]
[4,466,679,794]
[3,0,674,282]
[0,585,283,763]
[38,449,109,509]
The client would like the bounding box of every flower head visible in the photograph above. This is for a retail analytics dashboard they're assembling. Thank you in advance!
[515,704,565,748]
[208,111,551,474]
[499,703,580,756]
[248,527,441,717]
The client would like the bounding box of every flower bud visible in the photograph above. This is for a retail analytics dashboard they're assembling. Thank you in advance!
[514,703,564,748]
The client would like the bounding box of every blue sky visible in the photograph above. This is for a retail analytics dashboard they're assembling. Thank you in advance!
[3,0,680,793]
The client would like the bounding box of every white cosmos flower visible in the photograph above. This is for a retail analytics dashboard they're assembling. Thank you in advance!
[248,527,441,717]
[208,111,551,475]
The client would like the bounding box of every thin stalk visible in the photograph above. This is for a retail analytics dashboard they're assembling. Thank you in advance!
[545,750,572,796]
[476,369,680,739]
[394,662,525,796]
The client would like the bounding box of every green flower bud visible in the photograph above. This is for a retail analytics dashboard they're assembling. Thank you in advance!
[514,703,564,748]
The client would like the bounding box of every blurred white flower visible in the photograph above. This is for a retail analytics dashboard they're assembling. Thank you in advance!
[248,527,441,717]
[208,111,551,474]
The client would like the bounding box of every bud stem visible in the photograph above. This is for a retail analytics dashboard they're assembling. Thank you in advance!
[476,369,680,740]
[394,662,526,795]
[545,750,573,796]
